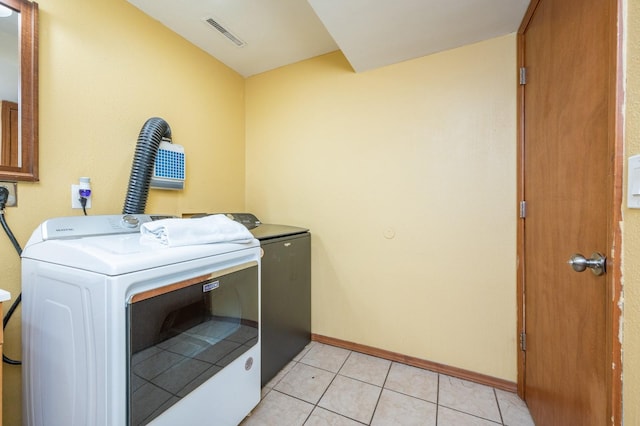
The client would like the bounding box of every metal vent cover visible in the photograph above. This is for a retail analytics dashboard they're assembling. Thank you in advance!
[204,17,246,47]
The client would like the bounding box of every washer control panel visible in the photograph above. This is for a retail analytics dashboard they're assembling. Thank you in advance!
[222,213,261,229]
[40,214,175,240]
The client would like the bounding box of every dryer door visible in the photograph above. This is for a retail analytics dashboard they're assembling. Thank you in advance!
[126,261,259,425]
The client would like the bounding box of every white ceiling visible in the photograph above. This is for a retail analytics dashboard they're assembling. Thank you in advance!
[126,0,530,78]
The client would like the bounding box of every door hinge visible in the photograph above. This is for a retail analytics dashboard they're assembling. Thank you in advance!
[519,67,527,85]
[520,332,527,351]
[519,201,527,218]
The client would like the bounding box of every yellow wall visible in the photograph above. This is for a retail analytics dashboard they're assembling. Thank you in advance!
[7,1,640,424]
[246,35,518,381]
[1,0,246,424]
[624,0,640,423]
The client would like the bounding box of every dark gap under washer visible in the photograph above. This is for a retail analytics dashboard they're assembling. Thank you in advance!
[199,213,311,386]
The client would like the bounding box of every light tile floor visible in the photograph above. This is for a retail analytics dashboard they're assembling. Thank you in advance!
[242,342,535,426]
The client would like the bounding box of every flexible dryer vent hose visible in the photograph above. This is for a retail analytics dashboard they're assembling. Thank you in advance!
[122,117,172,214]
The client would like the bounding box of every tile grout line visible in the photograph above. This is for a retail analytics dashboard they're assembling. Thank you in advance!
[437,404,504,425]
[436,373,506,426]
[304,352,343,425]
[267,388,367,425]
[301,347,372,426]
[493,387,506,425]
[366,358,394,425]
[331,349,371,424]
[435,373,440,426]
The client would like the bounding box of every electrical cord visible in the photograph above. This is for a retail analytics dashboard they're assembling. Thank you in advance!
[0,211,23,256]
[2,294,21,365]
[0,186,22,365]
[80,196,88,216]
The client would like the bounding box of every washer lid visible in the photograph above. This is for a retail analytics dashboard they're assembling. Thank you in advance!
[22,215,260,275]
[250,223,308,240]
[27,214,174,242]
[22,234,259,275]
[192,213,308,240]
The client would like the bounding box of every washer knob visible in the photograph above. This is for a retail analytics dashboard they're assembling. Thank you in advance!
[121,214,140,228]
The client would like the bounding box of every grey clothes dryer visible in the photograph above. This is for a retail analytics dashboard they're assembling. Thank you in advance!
[202,213,311,386]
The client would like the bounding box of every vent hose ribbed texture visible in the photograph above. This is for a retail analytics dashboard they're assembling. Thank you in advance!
[122,117,172,214]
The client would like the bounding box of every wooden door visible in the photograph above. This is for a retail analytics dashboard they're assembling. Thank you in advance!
[518,0,623,424]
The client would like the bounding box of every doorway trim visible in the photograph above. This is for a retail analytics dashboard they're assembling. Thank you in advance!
[515,0,624,424]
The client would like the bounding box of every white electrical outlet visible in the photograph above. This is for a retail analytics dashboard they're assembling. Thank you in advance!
[71,184,92,209]
[0,181,17,207]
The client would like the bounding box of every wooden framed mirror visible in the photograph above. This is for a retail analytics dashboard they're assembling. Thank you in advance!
[0,0,38,181]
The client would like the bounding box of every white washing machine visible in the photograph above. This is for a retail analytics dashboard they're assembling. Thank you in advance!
[21,214,261,426]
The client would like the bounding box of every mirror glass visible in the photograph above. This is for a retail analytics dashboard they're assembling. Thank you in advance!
[0,0,38,181]
[0,8,20,168]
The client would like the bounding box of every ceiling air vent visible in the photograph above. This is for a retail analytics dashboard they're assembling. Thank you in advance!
[203,18,246,47]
